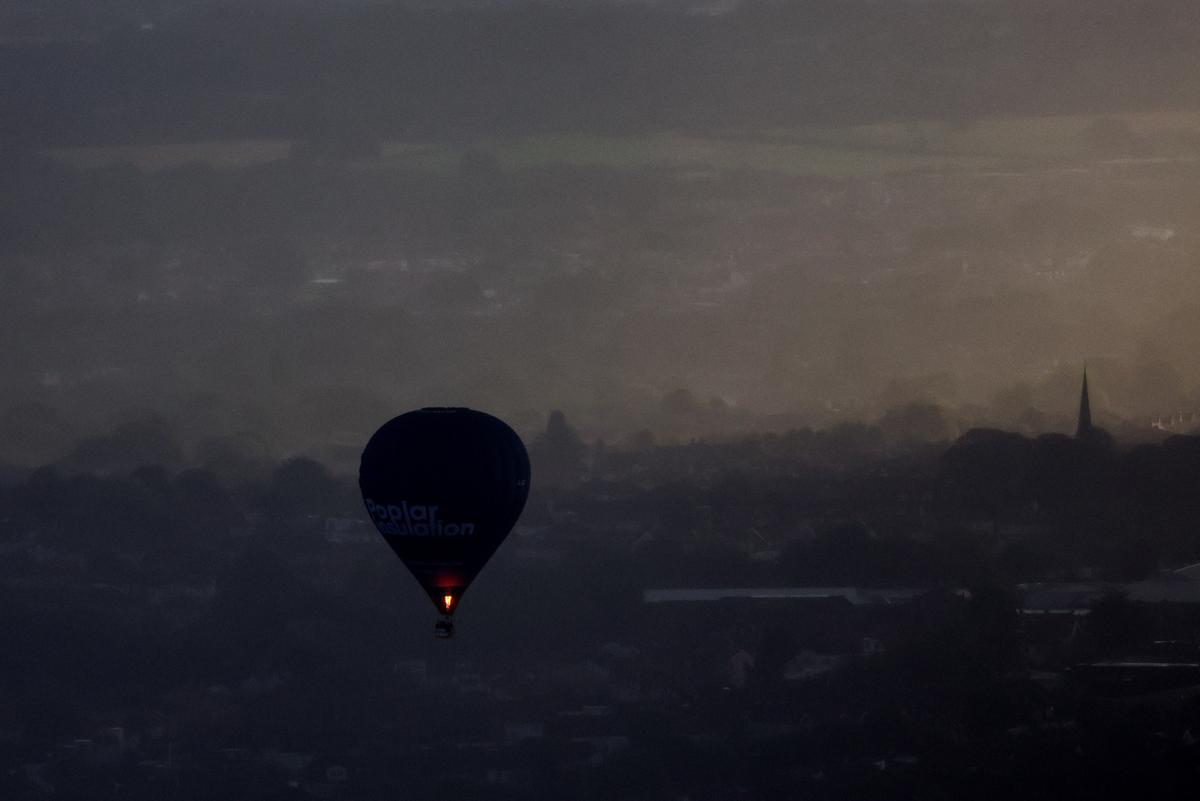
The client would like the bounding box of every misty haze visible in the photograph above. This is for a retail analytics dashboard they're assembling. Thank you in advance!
[5,1,1200,799]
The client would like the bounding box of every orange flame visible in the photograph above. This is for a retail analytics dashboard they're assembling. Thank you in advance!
[443,594,454,610]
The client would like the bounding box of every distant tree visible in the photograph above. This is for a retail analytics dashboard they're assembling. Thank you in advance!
[628,428,656,451]
[752,625,796,688]
[1028,433,1089,516]
[195,433,274,484]
[66,417,184,474]
[928,525,994,585]
[1101,534,1158,582]
[963,584,1022,675]
[589,437,608,476]
[781,522,924,585]
[997,539,1056,583]
[1078,590,1152,660]
[0,402,75,466]
[529,410,587,486]
[174,467,238,534]
[812,422,886,464]
[878,401,955,447]
[936,428,1033,521]
[262,457,344,517]
[206,548,324,677]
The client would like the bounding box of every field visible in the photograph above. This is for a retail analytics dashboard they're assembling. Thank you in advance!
[372,134,999,176]
[799,110,1200,160]
[43,111,1200,176]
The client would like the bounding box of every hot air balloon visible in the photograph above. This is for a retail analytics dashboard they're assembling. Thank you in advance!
[359,407,530,637]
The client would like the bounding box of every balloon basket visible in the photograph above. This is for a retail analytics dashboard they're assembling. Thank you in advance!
[434,615,455,639]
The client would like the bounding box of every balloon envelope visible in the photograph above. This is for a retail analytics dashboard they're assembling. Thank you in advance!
[359,407,530,615]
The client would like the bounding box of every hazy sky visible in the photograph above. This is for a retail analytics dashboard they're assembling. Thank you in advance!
[5,0,1200,467]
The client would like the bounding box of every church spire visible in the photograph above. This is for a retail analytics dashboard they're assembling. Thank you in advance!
[1076,367,1092,438]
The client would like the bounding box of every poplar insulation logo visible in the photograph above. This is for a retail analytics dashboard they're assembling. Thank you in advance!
[365,499,476,537]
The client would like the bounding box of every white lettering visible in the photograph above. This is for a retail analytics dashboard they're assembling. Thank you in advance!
[363,499,475,537]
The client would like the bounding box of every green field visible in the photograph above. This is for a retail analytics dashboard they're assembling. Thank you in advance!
[372,133,1000,176]
[798,111,1200,160]
[44,111,1200,177]
[44,133,1003,177]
